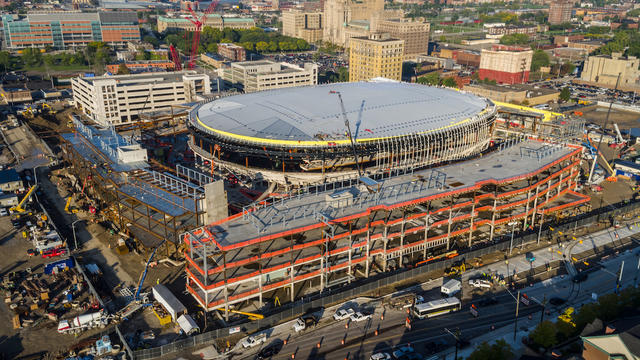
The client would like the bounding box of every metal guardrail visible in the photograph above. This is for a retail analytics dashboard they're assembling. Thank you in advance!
[132,198,640,359]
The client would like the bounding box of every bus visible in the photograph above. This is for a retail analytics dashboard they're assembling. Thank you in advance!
[412,297,461,319]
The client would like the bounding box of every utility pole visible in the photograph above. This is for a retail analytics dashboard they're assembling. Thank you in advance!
[635,255,640,287]
[616,260,625,294]
[540,294,547,323]
[514,290,521,341]
[445,327,462,360]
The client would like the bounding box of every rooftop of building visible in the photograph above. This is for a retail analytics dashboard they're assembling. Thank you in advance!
[0,169,20,184]
[75,70,201,86]
[466,83,559,95]
[157,14,253,23]
[583,323,640,358]
[19,11,138,22]
[193,81,489,143]
[194,139,580,250]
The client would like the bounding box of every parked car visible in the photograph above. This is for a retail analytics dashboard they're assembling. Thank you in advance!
[333,308,355,321]
[26,248,37,257]
[42,248,66,258]
[255,340,283,359]
[370,353,392,360]
[241,334,266,348]
[350,312,372,322]
[549,297,566,306]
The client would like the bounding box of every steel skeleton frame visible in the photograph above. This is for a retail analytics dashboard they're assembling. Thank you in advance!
[183,142,589,312]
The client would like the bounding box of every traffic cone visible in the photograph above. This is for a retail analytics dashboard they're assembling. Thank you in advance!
[374,330,378,336]
[341,339,345,345]
[345,323,349,329]
[317,343,321,348]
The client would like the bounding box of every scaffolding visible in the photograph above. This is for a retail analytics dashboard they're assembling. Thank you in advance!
[183,139,590,313]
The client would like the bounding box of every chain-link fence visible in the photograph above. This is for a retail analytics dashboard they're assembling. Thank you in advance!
[132,199,640,359]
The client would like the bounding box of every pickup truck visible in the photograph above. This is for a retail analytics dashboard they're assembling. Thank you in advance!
[241,333,267,348]
[293,314,318,332]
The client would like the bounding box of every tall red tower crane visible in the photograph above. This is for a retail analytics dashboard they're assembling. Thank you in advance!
[185,0,220,69]
[169,44,182,71]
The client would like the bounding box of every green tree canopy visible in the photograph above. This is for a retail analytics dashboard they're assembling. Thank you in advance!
[499,33,530,45]
[531,321,558,349]
[417,72,440,86]
[442,77,458,88]
[560,87,571,102]
[467,339,514,360]
[117,63,131,74]
[531,49,550,72]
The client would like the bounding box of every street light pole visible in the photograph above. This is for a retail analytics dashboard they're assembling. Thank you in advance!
[72,219,82,250]
[514,290,521,342]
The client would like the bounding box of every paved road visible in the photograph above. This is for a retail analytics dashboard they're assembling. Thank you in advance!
[233,223,640,360]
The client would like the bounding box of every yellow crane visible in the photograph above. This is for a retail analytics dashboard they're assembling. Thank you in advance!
[10,185,38,213]
[216,309,264,320]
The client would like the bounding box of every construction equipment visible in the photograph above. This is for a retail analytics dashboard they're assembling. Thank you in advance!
[613,123,626,144]
[216,308,264,320]
[185,0,220,70]
[329,90,362,176]
[41,103,53,114]
[10,185,38,213]
[444,259,466,277]
[169,45,182,71]
[57,310,110,334]
[64,197,77,214]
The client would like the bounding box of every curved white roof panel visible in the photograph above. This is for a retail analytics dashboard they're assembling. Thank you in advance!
[194,82,490,143]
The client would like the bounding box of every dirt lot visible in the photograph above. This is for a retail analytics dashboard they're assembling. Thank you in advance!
[581,106,640,129]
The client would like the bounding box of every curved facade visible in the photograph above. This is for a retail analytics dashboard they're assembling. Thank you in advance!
[189,82,497,183]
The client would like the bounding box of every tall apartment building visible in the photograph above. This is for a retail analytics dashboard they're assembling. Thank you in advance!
[282,10,323,43]
[323,0,384,46]
[581,53,640,89]
[222,60,318,93]
[478,45,533,84]
[374,19,429,58]
[549,0,573,25]
[349,33,404,82]
[1,12,140,50]
[218,43,246,61]
[71,71,211,127]
[157,15,255,32]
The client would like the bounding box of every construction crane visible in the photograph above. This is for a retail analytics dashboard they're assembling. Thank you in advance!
[185,0,220,70]
[329,90,362,176]
[10,185,37,213]
[216,308,264,321]
[135,239,166,301]
[169,44,182,71]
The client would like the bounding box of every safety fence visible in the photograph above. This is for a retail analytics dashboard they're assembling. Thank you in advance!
[132,198,640,359]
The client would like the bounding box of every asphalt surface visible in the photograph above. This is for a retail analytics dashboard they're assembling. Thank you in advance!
[233,224,640,360]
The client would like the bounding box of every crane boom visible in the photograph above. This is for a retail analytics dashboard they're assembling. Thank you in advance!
[330,91,362,176]
[10,185,37,213]
[135,239,166,301]
[185,0,220,70]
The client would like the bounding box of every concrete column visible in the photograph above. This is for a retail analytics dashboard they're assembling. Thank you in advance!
[365,222,371,278]
[348,234,352,283]
[530,184,541,226]
[558,172,564,196]
[468,192,476,247]
[258,274,263,307]
[489,198,498,242]
[523,188,532,231]
[446,196,453,250]
[382,225,388,272]
[423,211,430,260]
[289,264,294,303]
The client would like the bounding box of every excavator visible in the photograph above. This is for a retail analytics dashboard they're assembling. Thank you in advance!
[444,258,467,277]
[64,197,79,214]
[10,185,37,213]
[216,308,264,321]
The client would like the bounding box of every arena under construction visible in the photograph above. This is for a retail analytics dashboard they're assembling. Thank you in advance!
[189,82,496,186]
[182,83,590,314]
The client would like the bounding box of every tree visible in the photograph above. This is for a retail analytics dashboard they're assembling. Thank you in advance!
[531,49,550,72]
[500,33,529,45]
[0,51,12,70]
[21,47,42,67]
[468,340,514,360]
[531,321,558,349]
[337,67,349,82]
[417,72,440,86]
[117,63,131,74]
[268,41,278,52]
[559,87,571,102]
[442,77,457,88]
[143,35,159,48]
[256,41,269,52]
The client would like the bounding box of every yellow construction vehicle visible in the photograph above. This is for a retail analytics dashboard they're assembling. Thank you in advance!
[216,309,264,321]
[10,185,38,213]
[64,197,79,214]
[41,103,53,114]
[444,259,466,277]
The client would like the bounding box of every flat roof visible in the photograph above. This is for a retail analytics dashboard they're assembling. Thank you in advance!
[202,140,578,249]
[77,71,199,85]
[193,81,490,143]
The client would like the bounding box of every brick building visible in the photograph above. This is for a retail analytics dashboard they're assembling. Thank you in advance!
[479,45,533,84]
[217,43,246,61]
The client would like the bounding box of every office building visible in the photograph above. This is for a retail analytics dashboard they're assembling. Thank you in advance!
[71,71,211,127]
[374,19,429,58]
[464,83,560,105]
[582,324,640,360]
[549,0,573,25]
[282,10,323,43]
[1,12,140,50]
[323,0,384,46]
[478,45,533,84]
[349,33,404,82]
[222,60,318,93]
[217,43,246,61]
[157,14,255,32]
[105,60,175,74]
[580,53,640,89]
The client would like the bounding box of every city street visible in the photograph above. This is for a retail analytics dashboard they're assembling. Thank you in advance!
[233,223,640,360]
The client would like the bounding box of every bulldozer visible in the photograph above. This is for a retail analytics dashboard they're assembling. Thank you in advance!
[444,258,466,277]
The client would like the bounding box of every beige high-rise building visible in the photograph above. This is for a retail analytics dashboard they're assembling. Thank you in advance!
[323,0,384,46]
[282,10,323,43]
[375,18,430,58]
[349,33,404,82]
[549,0,573,25]
[581,53,640,89]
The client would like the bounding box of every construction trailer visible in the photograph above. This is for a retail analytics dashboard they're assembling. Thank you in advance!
[59,116,213,256]
[183,139,590,316]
